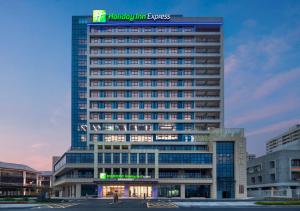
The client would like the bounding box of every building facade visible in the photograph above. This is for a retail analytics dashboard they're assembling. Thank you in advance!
[266,124,300,154]
[53,12,247,199]
[0,162,52,197]
[247,125,300,198]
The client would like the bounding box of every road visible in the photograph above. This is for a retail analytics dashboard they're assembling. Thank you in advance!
[2,199,300,210]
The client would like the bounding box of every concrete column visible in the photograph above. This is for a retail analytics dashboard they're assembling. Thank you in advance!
[271,187,274,197]
[211,142,217,199]
[180,184,185,199]
[124,185,129,197]
[97,186,103,198]
[146,168,148,176]
[70,185,73,198]
[94,142,99,179]
[154,150,159,179]
[128,168,131,175]
[74,185,77,198]
[68,185,71,197]
[75,184,81,198]
[287,187,292,198]
[137,168,139,176]
[23,171,26,196]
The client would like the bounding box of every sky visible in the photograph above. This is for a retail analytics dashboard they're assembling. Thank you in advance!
[0,0,299,171]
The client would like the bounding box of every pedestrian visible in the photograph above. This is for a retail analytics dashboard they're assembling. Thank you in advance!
[113,192,116,203]
[116,191,119,202]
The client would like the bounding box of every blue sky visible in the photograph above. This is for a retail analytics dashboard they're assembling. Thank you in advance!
[0,0,299,170]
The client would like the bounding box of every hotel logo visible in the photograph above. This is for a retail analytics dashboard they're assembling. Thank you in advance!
[93,10,106,23]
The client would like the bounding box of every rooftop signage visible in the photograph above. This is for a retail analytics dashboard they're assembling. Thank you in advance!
[93,10,170,23]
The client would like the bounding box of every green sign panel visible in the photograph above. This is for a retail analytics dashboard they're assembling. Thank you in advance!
[99,173,143,180]
[92,10,170,23]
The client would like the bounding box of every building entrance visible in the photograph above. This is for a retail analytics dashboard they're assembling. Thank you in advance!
[129,186,152,198]
[102,185,125,197]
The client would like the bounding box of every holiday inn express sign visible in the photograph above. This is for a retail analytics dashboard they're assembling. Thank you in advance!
[99,173,146,180]
[93,10,171,23]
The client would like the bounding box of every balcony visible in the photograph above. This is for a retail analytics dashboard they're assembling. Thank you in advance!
[89,53,221,58]
[89,31,221,36]
[88,86,221,91]
[89,42,220,48]
[89,63,221,69]
[89,74,221,80]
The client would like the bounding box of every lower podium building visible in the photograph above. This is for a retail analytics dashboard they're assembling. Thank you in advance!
[53,128,247,199]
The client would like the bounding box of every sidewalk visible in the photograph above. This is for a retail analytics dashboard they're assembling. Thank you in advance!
[174,201,258,207]
[0,203,40,209]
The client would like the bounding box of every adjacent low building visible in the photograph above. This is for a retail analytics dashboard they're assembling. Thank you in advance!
[0,162,52,197]
[247,125,300,198]
[266,124,300,153]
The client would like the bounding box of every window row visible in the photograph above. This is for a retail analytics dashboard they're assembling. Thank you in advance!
[90,79,220,87]
[89,101,220,110]
[84,134,202,142]
[90,123,195,132]
[90,47,195,54]
[89,68,220,76]
[90,26,196,33]
[90,112,193,120]
[159,153,212,164]
[90,90,195,98]
[90,36,220,44]
[90,101,194,109]
[89,47,220,55]
[90,58,220,65]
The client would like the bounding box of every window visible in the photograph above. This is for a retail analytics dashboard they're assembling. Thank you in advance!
[270,173,276,182]
[139,153,146,164]
[291,159,300,167]
[159,153,212,164]
[156,135,178,141]
[269,161,275,168]
[251,177,255,184]
[122,153,128,164]
[113,153,120,164]
[66,153,93,163]
[144,113,152,120]
[130,135,153,142]
[216,142,235,198]
[258,176,262,183]
[104,135,125,142]
[239,185,244,194]
[148,153,155,164]
[105,153,111,164]
[130,153,137,164]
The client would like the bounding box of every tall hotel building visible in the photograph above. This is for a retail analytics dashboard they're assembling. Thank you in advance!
[53,11,247,199]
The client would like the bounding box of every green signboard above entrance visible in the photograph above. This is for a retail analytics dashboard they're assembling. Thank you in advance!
[99,173,144,180]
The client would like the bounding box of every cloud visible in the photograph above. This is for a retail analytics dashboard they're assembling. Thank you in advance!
[224,21,300,76]
[243,19,257,28]
[229,96,300,126]
[253,67,300,99]
[31,143,47,149]
[49,90,70,125]
[246,119,300,137]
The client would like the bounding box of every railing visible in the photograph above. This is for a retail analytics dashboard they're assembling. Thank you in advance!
[209,128,244,137]
[248,188,300,199]
[159,175,212,179]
